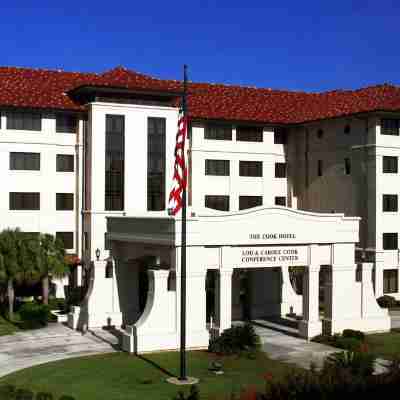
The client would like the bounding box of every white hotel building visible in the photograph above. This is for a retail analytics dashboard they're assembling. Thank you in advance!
[0,66,399,351]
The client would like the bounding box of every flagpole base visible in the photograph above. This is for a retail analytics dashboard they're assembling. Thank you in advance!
[166,376,199,385]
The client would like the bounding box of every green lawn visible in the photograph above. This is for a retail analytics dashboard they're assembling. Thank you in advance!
[365,330,400,360]
[0,315,18,336]
[0,351,296,400]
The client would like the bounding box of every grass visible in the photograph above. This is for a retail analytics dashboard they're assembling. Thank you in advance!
[0,351,296,400]
[365,330,400,360]
[0,315,18,336]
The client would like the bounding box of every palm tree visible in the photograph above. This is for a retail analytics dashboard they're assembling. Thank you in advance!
[36,233,69,305]
[0,229,24,319]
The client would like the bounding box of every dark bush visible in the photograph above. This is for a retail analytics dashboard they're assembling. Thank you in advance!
[325,351,375,377]
[36,392,54,400]
[19,302,51,328]
[172,386,200,400]
[377,295,397,308]
[58,396,75,400]
[0,384,16,398]
[16,388,34,400]
[208,323,261,355]
[48,298,67,313]
[65,287,85,307]
[335,337,363,351]
[342,329,365,341]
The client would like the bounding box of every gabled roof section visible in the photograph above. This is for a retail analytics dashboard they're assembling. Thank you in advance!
[0,65,399,124]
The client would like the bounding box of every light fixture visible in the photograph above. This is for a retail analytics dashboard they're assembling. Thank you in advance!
[95,248,100,261]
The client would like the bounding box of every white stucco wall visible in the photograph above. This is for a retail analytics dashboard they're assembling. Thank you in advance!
[0,112,83,255]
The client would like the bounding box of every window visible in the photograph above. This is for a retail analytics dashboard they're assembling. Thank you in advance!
[56,154,74,172]
[275,196,286,206]
[344,124,351,134]
[383,233,398,250]
[56,232,74,250]
[105,115,125,211]
[317,160,323,177]
[344,157,351,175]
[317,129,324,139]
[275,162,287,178]
[10,152,40,170]
[10,192,40,210]
[383,156,398,173]
[7,111,41,131]
[239,161,262,177]
[274,128,287,144]
[381,119,400,136]
[204,124,232,140]
[147,117,166,211]
[56,193,74,210]
[205,195,229,211]
[383,269,398,294]
[205,159,230,176]
[383,194,398,212]
[239,196,262,210]
[236,126,263,142]
[56,114,77,133]
[104,233,111,251]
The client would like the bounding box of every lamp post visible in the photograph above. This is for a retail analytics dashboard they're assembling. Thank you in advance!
[95,248,100,261]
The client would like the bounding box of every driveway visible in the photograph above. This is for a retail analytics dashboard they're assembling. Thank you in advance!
[0,323,118,378]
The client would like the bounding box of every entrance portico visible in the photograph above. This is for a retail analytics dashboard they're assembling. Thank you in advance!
[73,207,390,353]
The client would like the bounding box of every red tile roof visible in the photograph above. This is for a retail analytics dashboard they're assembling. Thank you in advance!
[0,65,400,124]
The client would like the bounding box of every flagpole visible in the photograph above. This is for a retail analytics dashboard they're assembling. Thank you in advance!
[179,64,188,381]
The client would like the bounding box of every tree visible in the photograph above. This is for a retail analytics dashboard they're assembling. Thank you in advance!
[0,229,25,319]
[35,234,69,305]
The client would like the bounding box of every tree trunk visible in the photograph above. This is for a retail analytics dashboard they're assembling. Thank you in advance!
[7,279,14,320]
[42,275,49,305]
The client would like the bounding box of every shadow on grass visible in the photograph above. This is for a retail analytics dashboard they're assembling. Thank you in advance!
[137,355,176,378]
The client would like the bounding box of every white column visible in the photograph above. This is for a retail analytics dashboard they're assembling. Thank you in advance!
[298,264,321,339]
[215,269,233,332]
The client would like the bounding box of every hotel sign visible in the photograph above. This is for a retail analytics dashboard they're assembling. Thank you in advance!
[234,246,308,268]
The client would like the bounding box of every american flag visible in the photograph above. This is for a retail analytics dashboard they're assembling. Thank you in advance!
[168,109,188,216]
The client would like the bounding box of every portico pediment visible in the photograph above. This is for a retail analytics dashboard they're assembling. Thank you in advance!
[107,206,359,248]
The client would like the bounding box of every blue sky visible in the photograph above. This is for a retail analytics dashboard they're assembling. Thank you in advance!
[2,1,400,91]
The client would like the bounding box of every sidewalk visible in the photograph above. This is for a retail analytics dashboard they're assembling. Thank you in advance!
[0,323,118,378]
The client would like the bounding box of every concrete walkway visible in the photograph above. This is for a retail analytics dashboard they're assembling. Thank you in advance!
[0,323,118,378]
[251,320,337,369]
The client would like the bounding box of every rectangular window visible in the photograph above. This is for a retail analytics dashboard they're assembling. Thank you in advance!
[275,162,287,178]
[56,232,74,250]
[105,115,125,211]
[204,124,232,140]
[383,156,398,173]
[344,158,351,175]
[10,152,40,171]
[239,161,263,177]
[205,159,230,176]
[381,119,400,136]
[9,192,40,210]
[275,196,286,206]
[317,160,323,177]
[147,117,166,211]
[56,154,74,172]
[205,195,229,211]
[383,194,398,212]
[56,114,77,133]
[383,269,398,294]
[239,195,262,210]
[7,111,41,131]
[383,233,398,250]
[274,128,287,144]
[236,126,263,142]
[56,193,74,210]
[104,233,111,251]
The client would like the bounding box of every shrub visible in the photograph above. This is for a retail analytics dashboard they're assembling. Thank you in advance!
[58,397,75,400]
[208,323,261,355]
[19,302,51,328]
[48,298,67,313]
[15,388,35,399]
[377,295,397,308]
[324,351,375,377]
[172,386,200,400]
[342,329,365,341]
[36,393,54,400]
[0,384,16,398]
[335,337,363,352]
